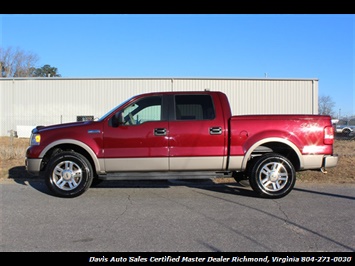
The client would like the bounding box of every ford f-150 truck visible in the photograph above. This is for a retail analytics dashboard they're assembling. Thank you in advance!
[26,91,338,198]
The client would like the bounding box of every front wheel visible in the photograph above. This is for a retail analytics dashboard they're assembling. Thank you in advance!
[44,151,94,198]
[248,153,296,199]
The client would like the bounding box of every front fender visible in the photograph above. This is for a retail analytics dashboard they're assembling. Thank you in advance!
[39,139,102,173]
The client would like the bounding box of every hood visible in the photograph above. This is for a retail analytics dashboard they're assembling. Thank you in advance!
[33,121,95,134]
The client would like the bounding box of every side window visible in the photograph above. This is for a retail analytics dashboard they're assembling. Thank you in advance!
[122,96,162,125]
[175,95,215,120]
[337,120,347,126]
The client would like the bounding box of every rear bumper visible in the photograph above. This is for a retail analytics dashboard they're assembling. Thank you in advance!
[25,158,42,175]
[302,154,338,170]
[323,154,338,168]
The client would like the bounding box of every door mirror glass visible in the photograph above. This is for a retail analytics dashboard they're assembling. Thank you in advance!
[110,111,124,127]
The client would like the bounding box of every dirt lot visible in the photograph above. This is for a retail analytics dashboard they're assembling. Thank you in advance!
[0,136,354,183]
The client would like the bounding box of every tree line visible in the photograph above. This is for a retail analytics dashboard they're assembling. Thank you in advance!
[0,46,61,77]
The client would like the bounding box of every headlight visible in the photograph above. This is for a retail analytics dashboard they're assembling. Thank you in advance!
[30,133,41,146]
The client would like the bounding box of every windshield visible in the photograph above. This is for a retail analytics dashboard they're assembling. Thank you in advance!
[97,97,133,121]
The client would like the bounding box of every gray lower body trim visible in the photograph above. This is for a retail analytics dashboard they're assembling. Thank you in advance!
[100,171,231,180]
[302,154,338,170]
[25,158,42,175]
[169,156,226,171]
[226,156,244,171]
[104,156,227,172]
[104,158,169,172]
[323,154,338,168]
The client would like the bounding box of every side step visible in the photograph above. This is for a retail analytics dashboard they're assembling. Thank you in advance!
[99,171,232,181]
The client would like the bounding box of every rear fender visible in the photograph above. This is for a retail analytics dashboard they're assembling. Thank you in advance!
[242,137,303,170]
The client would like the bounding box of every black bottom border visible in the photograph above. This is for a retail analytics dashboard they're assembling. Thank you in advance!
[2,252,354,264]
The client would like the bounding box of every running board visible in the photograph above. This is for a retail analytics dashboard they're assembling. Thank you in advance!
[99,171,232,181]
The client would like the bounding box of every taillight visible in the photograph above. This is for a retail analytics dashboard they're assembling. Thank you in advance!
[324,126,334,145]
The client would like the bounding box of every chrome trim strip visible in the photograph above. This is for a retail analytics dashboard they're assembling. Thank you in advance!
[88,130,101,134]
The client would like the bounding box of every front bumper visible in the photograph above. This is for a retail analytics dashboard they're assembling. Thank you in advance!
[25,158,42,175]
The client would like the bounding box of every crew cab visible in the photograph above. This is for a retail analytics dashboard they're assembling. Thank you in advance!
[26,91,338,198]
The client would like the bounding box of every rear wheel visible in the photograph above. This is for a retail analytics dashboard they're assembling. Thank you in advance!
[249,153,296,198]
[44,151,94,198]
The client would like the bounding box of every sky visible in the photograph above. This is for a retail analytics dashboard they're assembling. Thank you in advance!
[0,14,354,117]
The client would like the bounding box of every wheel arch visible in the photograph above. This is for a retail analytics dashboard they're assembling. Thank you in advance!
[39,139,102,174]
[242,138,303,171]
[342,127,352,134]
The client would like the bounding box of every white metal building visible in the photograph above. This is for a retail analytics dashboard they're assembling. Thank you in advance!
[0,77,318,137]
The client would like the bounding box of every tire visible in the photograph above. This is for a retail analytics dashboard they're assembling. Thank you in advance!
[44,151,94,198]
[248,153,296,199]
[342,128,351,137]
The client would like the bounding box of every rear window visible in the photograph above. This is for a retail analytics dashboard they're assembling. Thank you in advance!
[175,95,215,120]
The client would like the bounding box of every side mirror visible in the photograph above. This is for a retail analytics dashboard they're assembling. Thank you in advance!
[117,112,124,125]
[111,112,124,127]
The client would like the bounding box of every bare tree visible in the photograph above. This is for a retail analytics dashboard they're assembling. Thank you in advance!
[0,46,39,77]
[318,95,335,117]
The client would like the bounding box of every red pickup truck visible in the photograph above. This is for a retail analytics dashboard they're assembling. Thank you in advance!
[26,91,338,198]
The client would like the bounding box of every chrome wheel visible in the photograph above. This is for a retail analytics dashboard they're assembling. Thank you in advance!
[249,153,296,198]
[52,160,83,191]
[258,161,288,192]
[45,152,93,198]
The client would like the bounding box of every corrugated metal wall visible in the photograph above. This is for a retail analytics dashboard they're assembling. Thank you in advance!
[0,77,318,137]
[172,78,318,115]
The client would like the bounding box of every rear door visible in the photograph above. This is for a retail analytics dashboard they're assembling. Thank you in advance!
[168,93,228,170]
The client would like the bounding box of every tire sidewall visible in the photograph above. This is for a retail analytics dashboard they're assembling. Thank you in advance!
[343,129,351,136]
[45,152,93,198]
[249,153,296,199]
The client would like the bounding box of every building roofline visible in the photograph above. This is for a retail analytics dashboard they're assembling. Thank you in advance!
[0,77,319,81]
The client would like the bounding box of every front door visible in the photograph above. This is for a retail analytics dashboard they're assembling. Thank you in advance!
[103,95,169,172]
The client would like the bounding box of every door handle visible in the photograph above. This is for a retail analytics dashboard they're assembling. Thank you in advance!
[210,127,222,135]
[154,128,167,136]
